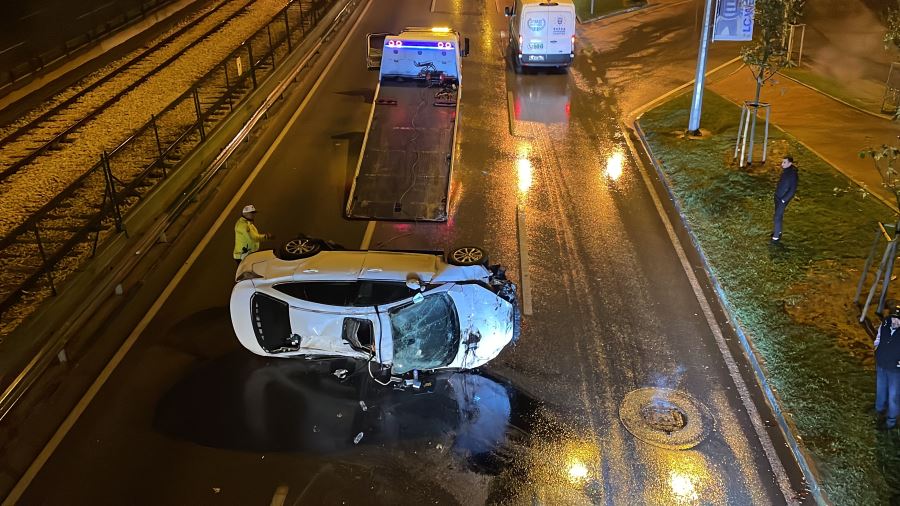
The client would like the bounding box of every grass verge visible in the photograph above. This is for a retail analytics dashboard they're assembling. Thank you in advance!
[573,0,644,22]
[639,90,900,504]
[780,67,890,117]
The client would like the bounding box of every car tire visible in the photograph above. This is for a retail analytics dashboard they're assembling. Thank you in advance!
[278,236,322,260]
[448,246,488,266]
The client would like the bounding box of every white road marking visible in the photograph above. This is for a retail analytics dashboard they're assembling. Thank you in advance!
[360,221,376,249]
[516,205,533,315]
[623,127,795,502]
[0,42,25,55]
[270,485,289,506]
[494,0,501,14]
[1,1,375,503]
[75,1,115,20]
[18,9,45,21]
[430,0,436,12]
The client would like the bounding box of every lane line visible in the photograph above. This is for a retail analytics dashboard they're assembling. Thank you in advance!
[430,0,436,12]
[75,2,114,20]
[494,0,501,14]
[270,485,289,506]
[18,9,45,21]
[506,90,515,136]
[1,1,374,503]
[516,205,533,315]
[360,220,376,249]
[0,42,25,55]
[622,129,795,503]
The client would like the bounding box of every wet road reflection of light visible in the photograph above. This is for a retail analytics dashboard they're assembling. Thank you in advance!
[670,470,699,501]
[644,449,721,504]
[516,143,533,199]
[604,150,624,181]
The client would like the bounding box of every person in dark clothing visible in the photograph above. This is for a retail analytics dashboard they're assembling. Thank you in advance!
[874,311,900,429]
[772,156,798,242]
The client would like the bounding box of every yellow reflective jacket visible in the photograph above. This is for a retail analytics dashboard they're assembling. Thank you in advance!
[234,217,264,260]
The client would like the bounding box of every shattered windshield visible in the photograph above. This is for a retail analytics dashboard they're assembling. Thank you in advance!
[389,293,460,373]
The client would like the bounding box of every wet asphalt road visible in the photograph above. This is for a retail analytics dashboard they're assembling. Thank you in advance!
[16,0,810,504]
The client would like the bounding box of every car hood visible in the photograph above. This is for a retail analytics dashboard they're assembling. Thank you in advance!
[446,284,515,369]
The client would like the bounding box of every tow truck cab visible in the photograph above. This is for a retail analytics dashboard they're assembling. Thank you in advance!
[505,0,576,68]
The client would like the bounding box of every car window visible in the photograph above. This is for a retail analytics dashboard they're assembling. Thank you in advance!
[274,282,358,306]
[389,293,460,373]
[356,281,417,306]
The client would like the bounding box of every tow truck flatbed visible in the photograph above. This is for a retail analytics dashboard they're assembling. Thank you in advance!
[346,27,468,222]
[347,80,456,221]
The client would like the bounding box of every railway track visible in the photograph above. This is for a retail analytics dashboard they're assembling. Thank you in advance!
[0,0,329,336]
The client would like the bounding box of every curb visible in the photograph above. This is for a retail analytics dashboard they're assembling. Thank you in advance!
[577,2,647,24]
[630,117,828,505]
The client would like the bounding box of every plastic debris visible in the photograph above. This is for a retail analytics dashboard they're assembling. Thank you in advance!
[313,425,319,433]
[354,432,364,444]
[333,369,348,379]
[359,400,368,411]
[212,488,221,494]
[336,412,343,418]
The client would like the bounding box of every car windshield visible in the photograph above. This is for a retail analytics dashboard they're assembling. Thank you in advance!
[389,293,460,373]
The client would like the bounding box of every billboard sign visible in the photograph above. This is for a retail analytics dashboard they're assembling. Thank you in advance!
[712,0,755,42]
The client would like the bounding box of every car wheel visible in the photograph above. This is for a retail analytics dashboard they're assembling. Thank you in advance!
[278,237,322,260]
[448,246,488,266]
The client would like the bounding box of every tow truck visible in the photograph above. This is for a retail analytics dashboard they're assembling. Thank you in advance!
[346,27,469,221]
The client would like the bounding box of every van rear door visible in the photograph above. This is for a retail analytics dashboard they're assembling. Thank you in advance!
[546,4,574,56]
[520,4,551,61]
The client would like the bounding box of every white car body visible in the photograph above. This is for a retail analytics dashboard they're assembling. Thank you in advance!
[230,249,518,374]
[507,0,576,68]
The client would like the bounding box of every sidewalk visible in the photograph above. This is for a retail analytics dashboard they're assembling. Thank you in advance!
[705,61,900,209]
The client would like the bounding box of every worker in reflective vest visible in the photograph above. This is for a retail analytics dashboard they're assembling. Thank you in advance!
[233,204,270,264]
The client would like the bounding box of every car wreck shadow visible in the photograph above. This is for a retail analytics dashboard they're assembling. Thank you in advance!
[153,352,559,474]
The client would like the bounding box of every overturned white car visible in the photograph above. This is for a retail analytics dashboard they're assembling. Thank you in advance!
[230,236,520,374]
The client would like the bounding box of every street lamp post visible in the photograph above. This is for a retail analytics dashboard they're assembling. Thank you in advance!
[688,0,715,134]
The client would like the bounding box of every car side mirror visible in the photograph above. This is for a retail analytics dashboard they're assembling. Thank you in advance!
[504,6,511,16]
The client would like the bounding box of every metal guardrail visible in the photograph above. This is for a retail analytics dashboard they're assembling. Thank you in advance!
[0,0,332,328]
[0,0,360,426]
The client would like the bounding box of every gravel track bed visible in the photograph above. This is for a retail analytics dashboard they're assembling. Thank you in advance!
[0,0,291,238]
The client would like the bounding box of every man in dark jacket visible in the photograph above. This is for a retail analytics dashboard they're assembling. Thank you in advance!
[875,311,900,429]
[772,156,798,242]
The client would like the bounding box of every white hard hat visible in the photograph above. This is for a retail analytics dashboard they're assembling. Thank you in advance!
[242,204,257,214]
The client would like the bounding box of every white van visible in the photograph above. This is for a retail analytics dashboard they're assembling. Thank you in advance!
[505,0,576,69]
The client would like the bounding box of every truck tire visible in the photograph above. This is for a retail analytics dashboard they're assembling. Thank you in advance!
[448,246,488,266]
[278,236,322,260]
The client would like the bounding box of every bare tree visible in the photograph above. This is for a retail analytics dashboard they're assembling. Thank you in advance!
[741,0,803,163]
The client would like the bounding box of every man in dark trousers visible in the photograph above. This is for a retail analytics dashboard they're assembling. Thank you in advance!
[874,310,900,429]
[772,155,798,242]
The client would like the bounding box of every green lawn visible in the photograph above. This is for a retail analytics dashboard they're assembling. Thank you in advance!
[573,0,644,22]
[640,90,900,504]
[781,67,890,117]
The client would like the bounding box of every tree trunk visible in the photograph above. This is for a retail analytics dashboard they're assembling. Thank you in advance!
[747,76,764,164]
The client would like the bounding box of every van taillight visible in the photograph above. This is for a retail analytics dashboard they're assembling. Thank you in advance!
[518,35,523,54]
[571,35,576,47]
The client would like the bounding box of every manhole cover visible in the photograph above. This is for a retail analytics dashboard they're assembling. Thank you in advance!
[619,388,711,450]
